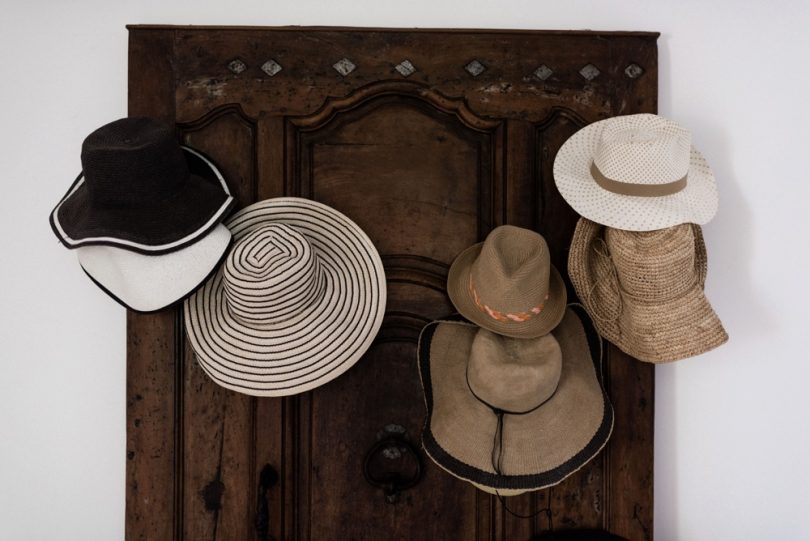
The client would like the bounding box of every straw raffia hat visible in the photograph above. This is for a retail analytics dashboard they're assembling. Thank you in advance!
[568,217,728,363]
[447,225,567,339]
[418,306,613,495]
[553,113,718,232]
[184,197,387,397]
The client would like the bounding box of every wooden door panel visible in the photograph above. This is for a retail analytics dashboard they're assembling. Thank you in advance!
[286,87,499,539]
[128,26,658,541]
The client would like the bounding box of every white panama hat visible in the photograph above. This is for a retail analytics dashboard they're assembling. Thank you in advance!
[184,197,387,397]
[553,114,719,231]
[77,223,232,312]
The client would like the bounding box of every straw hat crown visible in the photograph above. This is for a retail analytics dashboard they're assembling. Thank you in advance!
[469,225,552,313]
[593,114,692,188]
[223,223,324,325]
[606,223,705,303]
[467,330,562,413]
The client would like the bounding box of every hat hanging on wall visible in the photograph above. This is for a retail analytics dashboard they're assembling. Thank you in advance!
[184,197,387,397]
[568,217,728,363]
[76,223,232,313]
[447,225,567,339]
[49,117,234,254]
[418,306,613,496]
[553,113,718,232]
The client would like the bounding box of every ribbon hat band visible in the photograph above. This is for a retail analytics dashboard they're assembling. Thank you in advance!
[590,161,687,197]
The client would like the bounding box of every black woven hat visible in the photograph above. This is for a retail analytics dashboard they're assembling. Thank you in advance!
[49,117,234,254]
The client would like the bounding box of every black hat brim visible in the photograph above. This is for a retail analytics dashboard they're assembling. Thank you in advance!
[50,146,234,255]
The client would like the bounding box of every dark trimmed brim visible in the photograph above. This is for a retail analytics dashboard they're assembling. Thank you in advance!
[418,305,614,493]
[50,146,234,255]
[447,241,568,339]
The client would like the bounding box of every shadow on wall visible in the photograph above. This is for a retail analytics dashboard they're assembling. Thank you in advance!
[698,123,765,338]
[654,31,764,541]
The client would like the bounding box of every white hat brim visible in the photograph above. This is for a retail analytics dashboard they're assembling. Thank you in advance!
[553,117,719,231]
[184,198,387,397]
[77,223,232,312]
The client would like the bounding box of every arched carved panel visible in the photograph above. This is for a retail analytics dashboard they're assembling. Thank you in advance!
[286,81,503,259]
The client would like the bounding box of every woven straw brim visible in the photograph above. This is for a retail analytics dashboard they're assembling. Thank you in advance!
[568,218,728,363]
[418,307,613,494]
[447,242,567,339]
[553,117,719,231]
[77,223,232,313]
[50,147,234,254]
[184,198,387,397]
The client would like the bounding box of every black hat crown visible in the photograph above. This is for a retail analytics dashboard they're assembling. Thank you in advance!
[81,117,189,206]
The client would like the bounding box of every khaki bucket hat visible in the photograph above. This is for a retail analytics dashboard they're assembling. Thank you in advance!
[447,225,567,339]
[418,306,613,495]
[568,217,728,363]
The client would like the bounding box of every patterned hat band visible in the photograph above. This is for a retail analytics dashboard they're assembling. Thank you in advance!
[468,275,548,323]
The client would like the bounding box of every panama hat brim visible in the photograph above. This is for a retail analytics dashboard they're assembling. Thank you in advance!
[418,306,613,494]
[184,198,387,397]
[553,117,719,232]
[50,146,234,254]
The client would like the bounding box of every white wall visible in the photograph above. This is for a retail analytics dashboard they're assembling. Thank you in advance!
[1,1,808,539]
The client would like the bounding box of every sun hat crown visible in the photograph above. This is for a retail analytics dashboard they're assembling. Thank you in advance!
[605,224,698,302]
[81,117,188,205]
[592,114,691,187]
[223,223,323,324]
[470,225,551,313]
[467,329,562,412]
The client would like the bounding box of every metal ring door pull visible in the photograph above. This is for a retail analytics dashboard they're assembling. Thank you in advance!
[363,432,423,504]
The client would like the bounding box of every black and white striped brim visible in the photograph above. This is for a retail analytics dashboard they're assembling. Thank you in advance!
[184,198,387,397]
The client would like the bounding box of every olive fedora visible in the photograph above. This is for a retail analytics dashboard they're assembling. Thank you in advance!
[447,225,567,339]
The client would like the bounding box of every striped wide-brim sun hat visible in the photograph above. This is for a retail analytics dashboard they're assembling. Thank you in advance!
[184,197,387,397]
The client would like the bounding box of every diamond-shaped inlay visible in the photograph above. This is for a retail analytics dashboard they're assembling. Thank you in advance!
[464,59,487,77]
[261,59,282,77]
[227,59,247,74]
[533,64,553,81]
[394,59,416,77]
[332,58,356,76]
[625,63,644,79]
[579,63,601,81]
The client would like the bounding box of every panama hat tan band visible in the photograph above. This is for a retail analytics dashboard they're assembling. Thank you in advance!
[590,162,687,197]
